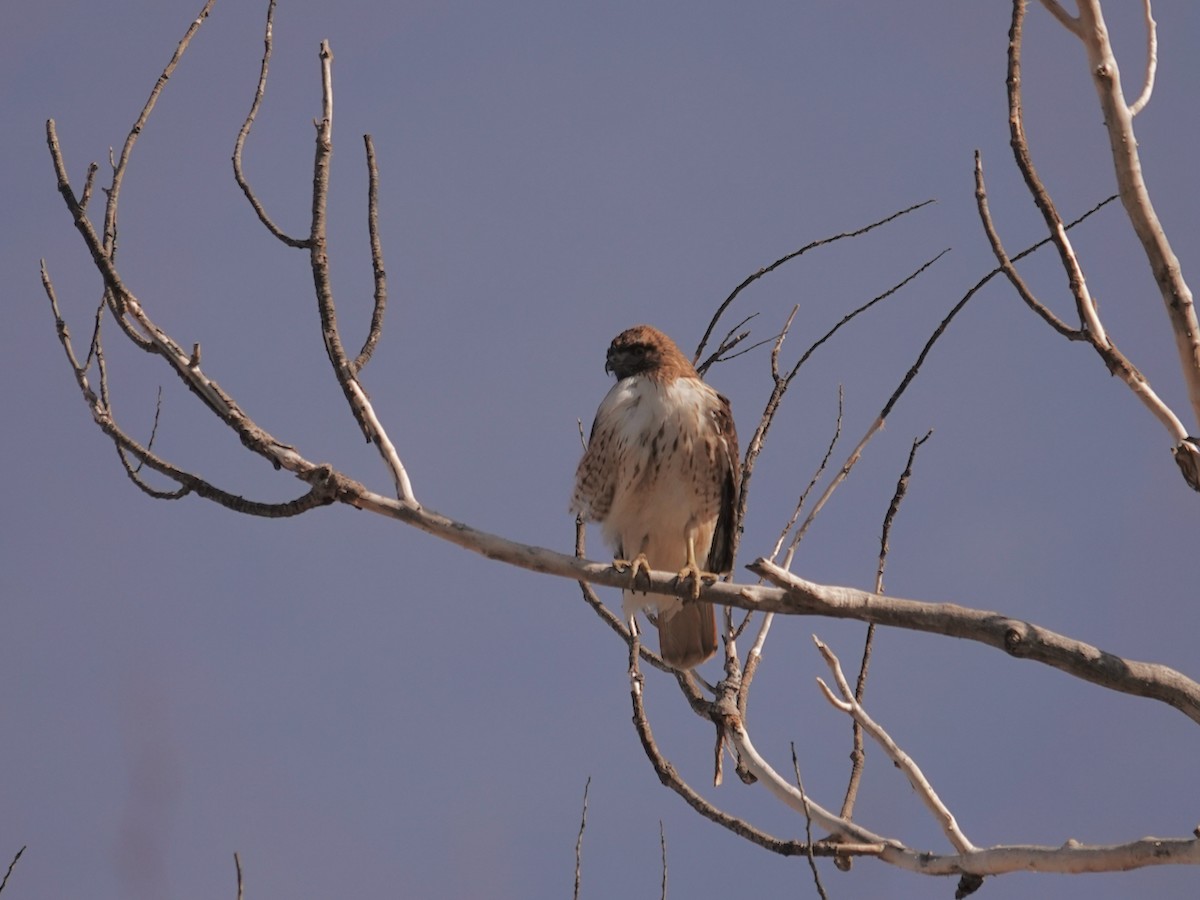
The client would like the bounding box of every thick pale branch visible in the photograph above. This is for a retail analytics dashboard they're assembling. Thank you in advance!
[1069,0,1200,432]
[40,186,1200,725]
[1022,1,1200,482]
[748,559,1200,724]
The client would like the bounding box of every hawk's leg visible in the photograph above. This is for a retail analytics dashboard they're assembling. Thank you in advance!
[676,532,716,600]
[613,552,652,593]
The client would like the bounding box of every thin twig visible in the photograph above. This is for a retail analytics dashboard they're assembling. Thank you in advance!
[1010,2,1107,344]
[573,777,589,900]
[353,134,388,373]
[695,313,758,377]
[231,0,308,247]
[133,385,165,473]
[791,745,830,900]
[0,847,24,895]
[738,384,843,734]
[693,200,935,365]
[768,384,843,564]
[234,852,244,900]
[974,152,1081,339]
[102,0,219,254]
[745,251,948,563]
[840,430,932,826]
[658,820,668,900]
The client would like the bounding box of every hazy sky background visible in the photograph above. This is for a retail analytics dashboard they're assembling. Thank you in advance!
[4,1,1199,898]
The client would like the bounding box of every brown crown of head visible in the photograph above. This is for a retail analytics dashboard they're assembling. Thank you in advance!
[604,324,695,380]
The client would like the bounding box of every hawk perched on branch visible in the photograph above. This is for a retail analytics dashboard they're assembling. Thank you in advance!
[571,325,741,669]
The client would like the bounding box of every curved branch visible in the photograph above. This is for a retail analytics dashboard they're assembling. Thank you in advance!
[1127,0,1158,117]
[232,0,310,248]
[1020,0,1200,477]
[974,152,1082,340]
[626,629,858,859]
[353,134,388,373]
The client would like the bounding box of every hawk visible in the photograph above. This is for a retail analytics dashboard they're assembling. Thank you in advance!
[571,325,741,669]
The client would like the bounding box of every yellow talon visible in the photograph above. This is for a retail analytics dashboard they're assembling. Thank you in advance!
[676,534,715,600]
[614,553,652,592]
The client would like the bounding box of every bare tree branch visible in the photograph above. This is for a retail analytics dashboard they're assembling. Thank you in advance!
[1127,0,1158,117]
[658,820,668,900]
[232,0,309,248]
[103,0,219,255]
[974,152,1082,340]
[354,133,389,373]
[791,745,830,900]
[573,777,589,900]
[626,627,853,859]
[747,559,1200,724]
[839,430,932,830]
[815,636,977,855]
[0,847,24,895]
[731,689,1200,877]
[692,199,936,365]
[1013,1,1200,489]
[41,3,1200,889]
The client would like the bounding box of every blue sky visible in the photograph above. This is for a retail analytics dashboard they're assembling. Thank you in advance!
[4,1,1199,898]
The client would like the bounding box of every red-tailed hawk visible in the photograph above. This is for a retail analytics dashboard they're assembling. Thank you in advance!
[571,325,741,669]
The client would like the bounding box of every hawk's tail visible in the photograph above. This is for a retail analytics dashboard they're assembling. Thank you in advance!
[656,600,717,669]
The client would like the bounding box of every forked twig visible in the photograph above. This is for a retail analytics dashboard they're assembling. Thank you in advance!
[815,636,977,855]
[1007,1,1193,455]
[693,199,936,364]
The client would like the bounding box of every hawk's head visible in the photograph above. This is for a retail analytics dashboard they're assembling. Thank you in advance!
[605,324,690,380]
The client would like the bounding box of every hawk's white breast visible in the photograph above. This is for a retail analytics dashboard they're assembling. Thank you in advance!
[594,374,724,618]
